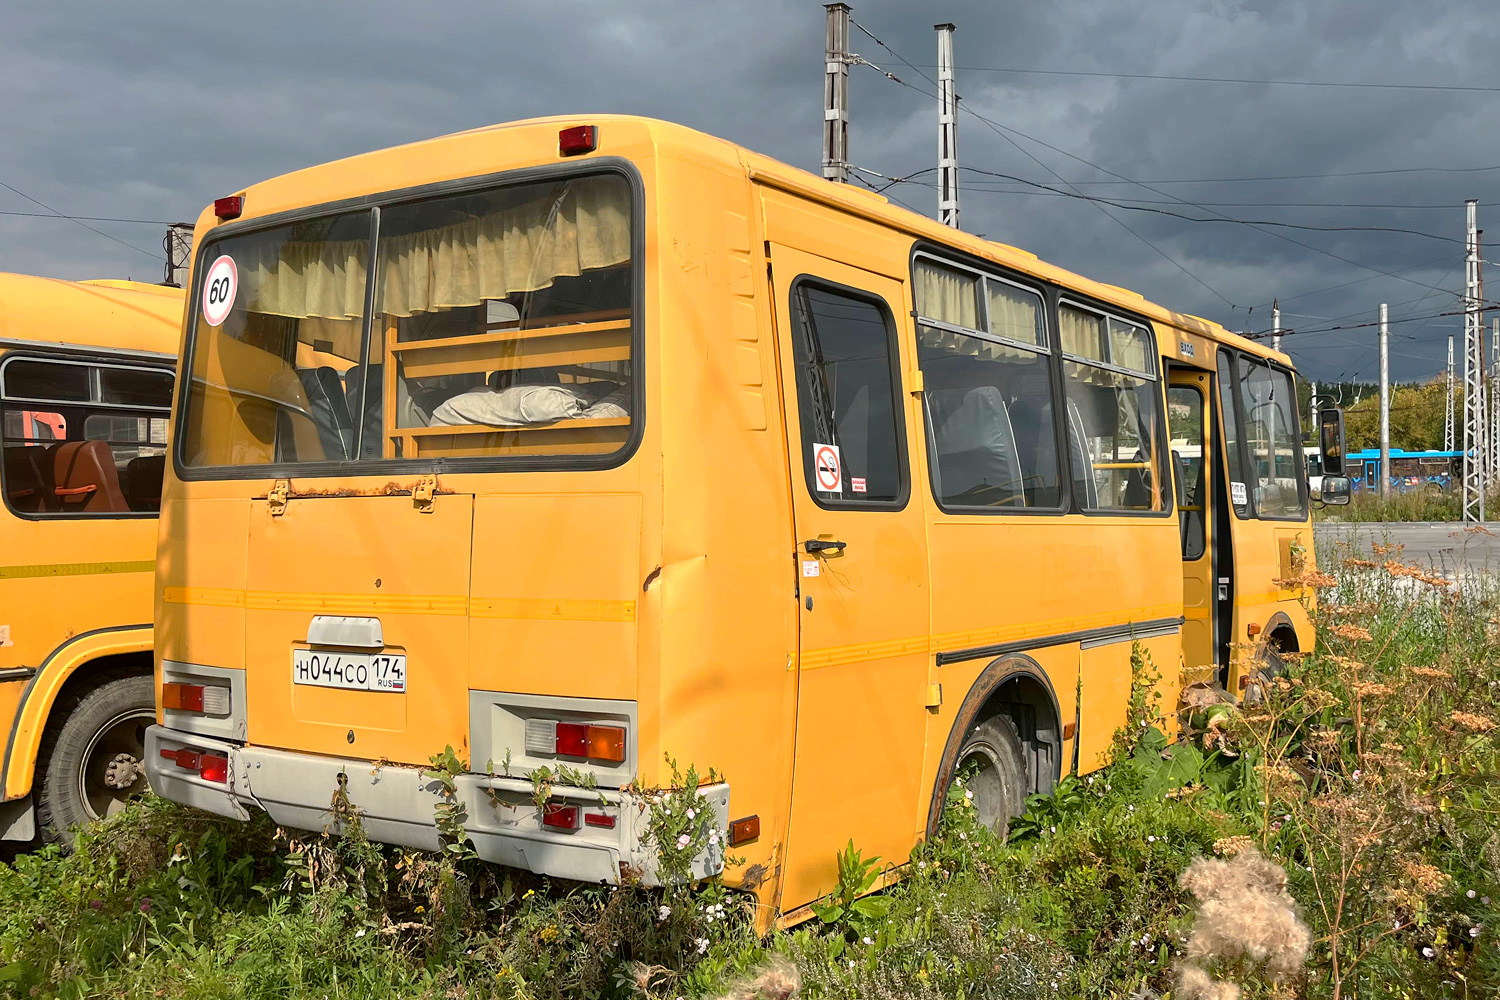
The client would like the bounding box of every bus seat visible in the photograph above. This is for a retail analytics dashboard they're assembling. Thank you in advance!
[122,454,166,512]
[53,440,129,513]
[344,364,429,458]
[296,367,355,459]
[3,444,58,513]
[1064,398,1098,509]
[267,369,331,462]
[1009,397,1058,506]
[928,385,1025,506]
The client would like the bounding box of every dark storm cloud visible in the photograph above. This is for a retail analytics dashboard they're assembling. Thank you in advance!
[3,0,1497,384]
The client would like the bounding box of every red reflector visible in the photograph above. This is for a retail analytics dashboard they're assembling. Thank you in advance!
[541,805,578,830]
[584,812,616,829]
[162,682,205,712]
[555,722,589,757]
[558,125,597,156]
[214,195,243,220]
[160,748,201,771]
[728,815,760,846]
[198,753,229,783]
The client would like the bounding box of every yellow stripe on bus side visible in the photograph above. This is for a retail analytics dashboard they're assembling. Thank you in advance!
[162,588,633,622]
[470,598,636,622]
[0,559,154,580]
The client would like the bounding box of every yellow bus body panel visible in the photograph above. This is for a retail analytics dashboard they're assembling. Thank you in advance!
[0,273,182,799]
[156,116,1319,923]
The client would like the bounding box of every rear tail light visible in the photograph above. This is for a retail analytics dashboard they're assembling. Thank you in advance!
[162,682,230,715]
[558,125,598,156]
[198,753,229,783]
[159,747,228,783]
[584,812,616,829]
[160,747,200,770]
[541,805,578,830]
[523,719,627,762]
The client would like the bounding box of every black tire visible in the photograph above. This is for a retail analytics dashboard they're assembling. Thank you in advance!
[36,673,155,843]
[953,715,1029,838]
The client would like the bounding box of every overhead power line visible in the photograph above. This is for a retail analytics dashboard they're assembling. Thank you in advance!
[848,18,1240,309]
[0,209,173,225]
[943,166,1461,241]
[927,64,1500,94]
[998,164,1500,186]
[0,178,165,262]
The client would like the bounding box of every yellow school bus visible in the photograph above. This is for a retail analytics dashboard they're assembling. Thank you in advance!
[146,116,1325,923]
[0,272,181,840]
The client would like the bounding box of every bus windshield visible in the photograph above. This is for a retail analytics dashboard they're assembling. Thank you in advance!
[179,172,635,470]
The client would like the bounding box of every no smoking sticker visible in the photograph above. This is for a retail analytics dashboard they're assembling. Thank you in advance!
[813,442,842,494]
[201,254,238,326]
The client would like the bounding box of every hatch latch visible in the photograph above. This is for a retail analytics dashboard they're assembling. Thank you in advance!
[412,475,438,513]
[267,480,290,516]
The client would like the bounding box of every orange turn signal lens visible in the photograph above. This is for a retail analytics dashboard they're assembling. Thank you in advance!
[728,815,760,846]
[586,725,626,762]
[162,682,204,712]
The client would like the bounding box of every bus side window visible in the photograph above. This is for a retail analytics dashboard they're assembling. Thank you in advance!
[0,356,173,516]
[788,283,905,503]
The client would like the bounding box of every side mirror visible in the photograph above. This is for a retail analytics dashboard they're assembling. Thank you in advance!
[1318,407,1346,477]
[1319,475,1352,505]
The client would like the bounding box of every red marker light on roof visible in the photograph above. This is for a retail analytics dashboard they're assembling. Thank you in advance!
[214,195,244,220]
[558,125,598,157]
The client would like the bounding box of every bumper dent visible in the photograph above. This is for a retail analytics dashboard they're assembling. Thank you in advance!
[144,726,730,884]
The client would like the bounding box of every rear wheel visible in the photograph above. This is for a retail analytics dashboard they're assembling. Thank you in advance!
[953,715,1028,838]
[37,674,155,842]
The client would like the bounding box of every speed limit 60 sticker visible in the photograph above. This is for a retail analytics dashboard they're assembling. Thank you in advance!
[201,254,238,326]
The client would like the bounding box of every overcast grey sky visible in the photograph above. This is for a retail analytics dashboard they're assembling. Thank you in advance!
[3,0,1498,385]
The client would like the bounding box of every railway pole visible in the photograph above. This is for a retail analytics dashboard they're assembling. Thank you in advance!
[1379,302,1390,500]
[935,22,959,228]
[823,3,851,184]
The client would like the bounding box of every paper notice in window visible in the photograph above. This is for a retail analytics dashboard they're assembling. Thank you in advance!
[0,625,10,647]
[1230,481,1247,506]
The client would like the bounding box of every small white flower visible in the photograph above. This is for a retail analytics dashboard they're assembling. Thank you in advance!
[658,904,672,922]
[709,831,719,846]
[1471,926,1482,938]
[696,937,709,954]
[355,928,366,938]
[1422,946,1435,959]
[862,936,873,946]
[959,832,967,840]
[1147,836,1156,843]
[676,833,691,849]
[918,861,926,868]
[1484,897,1493,905]
[686,807,696,819]
[1352,769,1363,782]
[1468,890,1478,899]
[964,789,974,800]
[1049,825,1056,834]
[847,960,856,970]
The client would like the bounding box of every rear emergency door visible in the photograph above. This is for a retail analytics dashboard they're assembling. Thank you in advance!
[243,483,473,766]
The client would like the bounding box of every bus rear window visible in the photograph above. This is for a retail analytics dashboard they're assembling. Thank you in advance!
[179,173,635,470]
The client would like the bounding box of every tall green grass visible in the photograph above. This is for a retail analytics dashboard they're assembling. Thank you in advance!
[1,538,1495,998]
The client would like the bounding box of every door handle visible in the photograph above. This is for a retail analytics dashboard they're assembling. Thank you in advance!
[804,539,847,554]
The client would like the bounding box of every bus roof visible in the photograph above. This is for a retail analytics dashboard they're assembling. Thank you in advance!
[198,114,1288,368]
[0,271,182,358]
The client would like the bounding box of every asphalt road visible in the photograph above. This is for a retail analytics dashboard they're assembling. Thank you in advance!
[1313,521,1500,576]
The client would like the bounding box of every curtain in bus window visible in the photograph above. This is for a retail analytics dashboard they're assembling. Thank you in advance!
[1238,360,1306,518]
[1059,305,1164,512]
[790,285,903,502]
[913,260,1059,508]
[370,175,634,460]
[1217,352,1250,518]
[181,212,371,468]
[913,259,980,329]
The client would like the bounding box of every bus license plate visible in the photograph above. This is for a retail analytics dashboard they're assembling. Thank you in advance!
[292,649,406,693]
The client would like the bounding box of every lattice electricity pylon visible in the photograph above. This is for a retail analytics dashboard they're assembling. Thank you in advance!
[1463,200,1486,522]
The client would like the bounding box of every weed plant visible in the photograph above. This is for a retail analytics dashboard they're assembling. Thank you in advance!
[0,537,1495,998]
